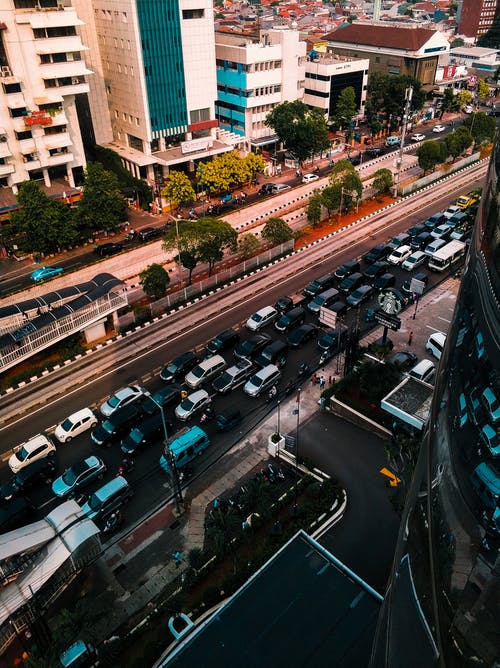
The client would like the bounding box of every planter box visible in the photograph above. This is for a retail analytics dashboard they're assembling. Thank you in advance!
[268,434,285,457]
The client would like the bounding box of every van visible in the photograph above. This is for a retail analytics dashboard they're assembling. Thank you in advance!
[408,359,435,383]
[254,340,288,368]
[121,414,164,456]
[159,426,210,473]
[470,462,500,511]
[307,287,340,314]
[424,238,447,257]
[216,408,243,432]
[80,476,132,521]
[339,272,363,294]
[303,273,335,297]
[425,332,446,360]
[184,354,227,389]
[244,364,281,397]
[385,135,401,147]
[274,306,305,333]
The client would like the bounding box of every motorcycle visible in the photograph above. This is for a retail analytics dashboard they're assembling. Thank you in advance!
[298,362,311,378]
[103,511,123,534]
[266,385,278,403]
[116,458,134,477]
[200,405,215,423]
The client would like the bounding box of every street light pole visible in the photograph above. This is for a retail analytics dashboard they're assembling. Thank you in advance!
[394,86,413,197]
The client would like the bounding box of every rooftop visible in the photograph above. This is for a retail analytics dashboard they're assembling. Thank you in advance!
[324,22,438,50]
[381,376,434,430]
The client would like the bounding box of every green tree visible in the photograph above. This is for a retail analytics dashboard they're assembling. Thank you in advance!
[261,217,294,244]
[477,13,500,48]
[93,146,152,210]
[329,159,362,211]
[455,90,473,109]
[440,88,459,115]
[305,192,322,226]
[76,162,126,234]
[321,184,342,215]
[161,170,196,209]
[450,37,464,48]
[478,78,490,101]
[416,140,445,173]
[139,263,170,298]
[11,181,77,254]
[53,592,115,649]
[238,232,261,258]
[206,507,241,558]
[366,74,425,127]
[463,111,497,146]
[178,249,199,285]
[265,100,330,163]
[332,86,357,129]
[445,126,473,159]
[372,168,394,197]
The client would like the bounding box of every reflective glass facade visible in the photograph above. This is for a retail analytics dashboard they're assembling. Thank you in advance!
[371,145,500,666]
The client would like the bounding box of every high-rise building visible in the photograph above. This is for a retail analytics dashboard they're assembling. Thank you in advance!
[458,0,500,39]
[371,147,500,664]
[0,0,91,199]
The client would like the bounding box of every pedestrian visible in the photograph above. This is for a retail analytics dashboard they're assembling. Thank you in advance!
[328,375,332,386]
[311,373,318,385]
[213,497,220,510]
[171,551,183,567]
[319,375,325,390]
[296,168,301,178]
[408,331,413,346]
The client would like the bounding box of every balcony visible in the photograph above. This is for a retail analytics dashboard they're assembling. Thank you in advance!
[5,92,27,109]
[40,61,92,81]
[18,138,36,154]
[0,142,12,159]
[43,131,72,150]
[23,156,41,170]
[47,150,73,166]
[0,163,15,176]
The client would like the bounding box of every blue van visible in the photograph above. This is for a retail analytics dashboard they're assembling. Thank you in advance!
[470,463,500,511]
[160,426,210,473]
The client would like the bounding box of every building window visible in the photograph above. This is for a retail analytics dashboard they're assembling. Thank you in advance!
[182,8,204,19]
[190,108,210,123]
[122,12,127,23]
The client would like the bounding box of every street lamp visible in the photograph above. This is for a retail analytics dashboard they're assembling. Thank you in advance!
[144,391,183,514]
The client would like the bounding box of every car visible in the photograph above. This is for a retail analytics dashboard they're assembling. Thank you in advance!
[339,271,363,295]
[0,497,35,534]
[463,105,474,114]
[303,273,335,297]
[306,287,340,314]
[302,173,319,183]
[80,476,132,521]
[487,107,500,117]
[274,306,306,333]
[363,244,390,264]
[346,284,374,307]
[100,384,144,417]
[175,389,211,421]
[411,133,426,142]
[387,233,411,251]
[54,408,98,443]
[93,242,124,257]
[407,223,426,239]
[424,238,447,258]
[0,458,57,502]
[467,387,484,426]
[234,333,272,360]
[481,387,500,425]
[432,124,446,133]
[9,434,56,474]
[424,213,446,230]
[258,183,276,195]
[373,273,396,291]
[317,328,348,354]
[456,193,479,210]
[212,359,253,394]
[205,329,240,356]
[479,424,500,458]
[363,261,389,281]
[348,153,362,166]
[385,136,401,147]
[141,385,183,416]
[246,305,278,331]
[121,414,165,456]
[443,204,461,219]
[366,146,385,158]
[386,350,418,371]
[334,260,360,280]
[254,340,288,368]
[216,409,243,432]
[430,224,452,241]
[91,404,141,447]
[387,245,412,265]
[411,231,432,251]
[274,294,306,313]
[401,251,427,271]
[160,352,199,382]
[457,393,468,429]
[184,355,227,389]
[51,456,107,498]
[137,226,163,242]
[30,266,64,282]
[287,323,317,348]
[425,331,446,359]
[401,272,429,295]
[326,300,348,318]
[271,184,291,193]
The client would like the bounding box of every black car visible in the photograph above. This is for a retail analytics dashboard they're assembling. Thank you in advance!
[94,242,124,257]
[366,146,385,158]
[287,324,318,348]
[141,385,183,416]
[363,261,389,282]
[258,183,276,195]
[275,306,306,333]
[137,226,163,242]
[424,213,446,230]
[348,153,362,166]
[401,272,429,295]
[274,294,306,313]
[363,244,390,264]
[346,284,374,308]
[206,329,240,356]
[0,458,56,502]
[411,231,432,251]
[0,497,35,533]
[373,273,396,291]
[234,333,272,360]
[407,223,426,239]
[386,350,418,371]
[254,340,288,368]
[216,408,243,432]
[334,260,360,280]
[317,328,348,353]
[160,352,199,382]
[91,404,141,447]
[339,271,363,295]
[121,414,165,456]
[303,273,335,297]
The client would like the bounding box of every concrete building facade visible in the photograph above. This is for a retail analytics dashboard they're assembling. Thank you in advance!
[457,0,500,39]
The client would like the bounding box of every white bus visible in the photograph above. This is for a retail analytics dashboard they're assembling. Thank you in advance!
[428,239,466,272]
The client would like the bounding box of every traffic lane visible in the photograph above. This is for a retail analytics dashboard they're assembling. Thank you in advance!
[300,411,400,593]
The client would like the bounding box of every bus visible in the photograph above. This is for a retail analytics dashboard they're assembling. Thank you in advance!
[428,239,466,272]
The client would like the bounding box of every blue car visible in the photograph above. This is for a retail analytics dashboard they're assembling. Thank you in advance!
[30,265,64,282]
[52,456,106,498]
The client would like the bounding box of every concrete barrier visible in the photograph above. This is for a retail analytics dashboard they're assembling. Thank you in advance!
[329,397,391,439]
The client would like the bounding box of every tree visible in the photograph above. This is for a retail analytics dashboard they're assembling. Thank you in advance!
[463,112,497,146]
[161,170,196,209]
[455,90,473,109]
[372,168,394,197]
[478,78,490,101]
[416,140,445,173]
[332,86,357,130]
[445,126,473,159]
[243,152,266,179]
[261,217,294,244]
[178,249,199,285]
[53,592,115,649]
[366,73,426,128]
[440,88,460,115]
[11,181,77,254]
[329,159,362,211]
[93,145,152,210]
[197,151,251,195]
[321,185,342,215]
[477,13,500,48]
[238,232,261,258]
[265,100,330,163]
[450,37,464,48]
[76,162,126,234]
[206,507,241,557]
[197,218,237,276]
[139,263,170,298]
[306,192,322,226]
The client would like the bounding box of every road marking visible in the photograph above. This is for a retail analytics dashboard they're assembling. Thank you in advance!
[438,316,451,323]
[426,325,445,332]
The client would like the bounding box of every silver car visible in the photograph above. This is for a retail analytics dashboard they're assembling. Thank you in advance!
[175,390,211,421]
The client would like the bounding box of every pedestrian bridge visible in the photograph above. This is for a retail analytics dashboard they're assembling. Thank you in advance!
[0,273,127,374]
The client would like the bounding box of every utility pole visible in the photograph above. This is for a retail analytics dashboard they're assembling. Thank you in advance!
[393,86,413,197]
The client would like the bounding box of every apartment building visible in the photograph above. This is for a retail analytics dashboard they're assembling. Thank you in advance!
[215,29,306,150]
[457,0,500,39]
[0,0,90,202]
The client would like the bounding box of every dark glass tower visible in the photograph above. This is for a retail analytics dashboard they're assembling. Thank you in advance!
[371,147,500,666]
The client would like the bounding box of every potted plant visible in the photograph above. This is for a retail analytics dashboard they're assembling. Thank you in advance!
[268,431,285,456]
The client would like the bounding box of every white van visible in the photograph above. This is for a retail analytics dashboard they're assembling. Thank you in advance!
[408,359,435,383]
[425,332,446,360]
[244,364,281,397]
[185,355,227,389]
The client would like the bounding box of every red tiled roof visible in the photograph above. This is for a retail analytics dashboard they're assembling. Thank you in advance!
[324,23,438,51]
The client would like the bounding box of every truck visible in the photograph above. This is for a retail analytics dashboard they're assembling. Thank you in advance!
[455,191,480,210]
[274,292,306,314]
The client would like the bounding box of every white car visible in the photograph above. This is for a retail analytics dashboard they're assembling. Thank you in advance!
[387,244,412,265]
[100,384,144,417]
[246,306,278,331]
[54,408,98,443]
[302,173,319,184]
[9,434,56,473]
[175,389,211,421]
[401,250,427,271]
[463,105,474,114]
[411,133,426,142]
[432,124,446,133]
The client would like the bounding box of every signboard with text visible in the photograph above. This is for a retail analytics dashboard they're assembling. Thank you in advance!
[374,310,401,331]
